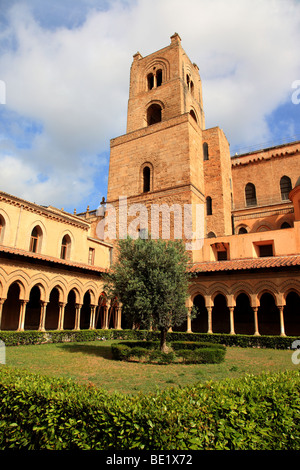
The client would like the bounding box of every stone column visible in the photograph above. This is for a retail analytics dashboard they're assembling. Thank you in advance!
[17,300,28,331]
[74,303,82,330]
[278,305,286,337]
[38,301,48,332]
[187,307,192,333]
[89,305,96,330]
[116,307,122,330]
[0,298,5,330]
[207,306,213,334]
[57,302,66,330]
[253,307,260,336]
[229,306,235,335]
[103,306,108,330]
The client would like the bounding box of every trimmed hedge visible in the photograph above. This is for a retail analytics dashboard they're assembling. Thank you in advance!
[0,328,298,349]
[0,367,300,450]
[111,340,226,364]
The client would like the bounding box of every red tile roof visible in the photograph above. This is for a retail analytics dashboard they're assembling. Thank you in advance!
[0,245,107,274]
[190,255,300,274]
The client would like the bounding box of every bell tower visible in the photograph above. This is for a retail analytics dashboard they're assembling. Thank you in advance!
[126,32,205,133]
[105,34,233,258]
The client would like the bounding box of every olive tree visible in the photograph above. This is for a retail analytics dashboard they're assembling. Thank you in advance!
[104,237,192,352]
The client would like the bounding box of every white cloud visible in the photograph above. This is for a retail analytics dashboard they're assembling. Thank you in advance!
[0,0,299,210]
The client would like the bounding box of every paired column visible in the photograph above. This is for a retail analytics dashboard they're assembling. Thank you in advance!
[17,300,28,331]
[0,298,5,330]
[38,301,48,331]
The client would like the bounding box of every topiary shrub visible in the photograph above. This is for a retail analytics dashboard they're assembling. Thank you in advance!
[111,340,226,364]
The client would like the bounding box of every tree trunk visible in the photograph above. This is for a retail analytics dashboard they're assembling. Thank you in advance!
[160,327,168,353]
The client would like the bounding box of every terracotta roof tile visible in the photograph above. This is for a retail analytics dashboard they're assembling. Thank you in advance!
[0,245,107,274]
[190,255,300,273]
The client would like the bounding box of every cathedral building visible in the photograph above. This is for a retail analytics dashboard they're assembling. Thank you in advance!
[0,34,299,336]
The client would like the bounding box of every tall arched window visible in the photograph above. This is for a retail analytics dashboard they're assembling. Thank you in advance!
[143,166,151,193]
[0,215,5,243]
[60,234,71,260]
[203,142,209,161]
[190,110,197,123]
[245,183,257,207]
[29,226,42,253]
[280,176,292,200]
[147,103,162,126]
[206,196,212,216]
[147,73,154,90]
[156,69,162,87]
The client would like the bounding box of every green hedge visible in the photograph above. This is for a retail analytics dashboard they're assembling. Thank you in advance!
[111,340,226,364]
[0,328,298,349]
[0,367,300,450]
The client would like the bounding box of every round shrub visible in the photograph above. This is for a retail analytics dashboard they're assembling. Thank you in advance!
[111,340,226,364]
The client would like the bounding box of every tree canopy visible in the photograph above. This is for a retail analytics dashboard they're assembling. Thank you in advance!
[104,237,192,351]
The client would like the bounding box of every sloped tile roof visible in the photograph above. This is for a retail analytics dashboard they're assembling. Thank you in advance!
[0,245,107,274]
[190,255,300,274]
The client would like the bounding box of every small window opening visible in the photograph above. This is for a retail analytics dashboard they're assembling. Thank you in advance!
[190,110,197,122]
[147,73,154,90]
[280,176,292,200]
[203,142,209,161]
[190,81,194,96]
[30,226,41,253]
[61,234,71,260]
[258,244,273,257]
[206,196,212,216]
[143,166,151,193]
[156,70,162,87]
[281,222,291,229]
[88,247,95,265]
[147,104,162,126]
[0,216,5,243]
[217,250,228,261]
[207,231,216,238]
[245,183,257,207]
[238,227,248,234]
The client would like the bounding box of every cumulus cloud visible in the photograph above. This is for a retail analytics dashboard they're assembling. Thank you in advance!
[0,0,299,211]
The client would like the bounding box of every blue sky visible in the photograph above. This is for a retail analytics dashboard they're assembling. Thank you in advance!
[0,0,299,213]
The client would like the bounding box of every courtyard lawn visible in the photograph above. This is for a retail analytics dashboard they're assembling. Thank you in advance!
[4,339,300,395]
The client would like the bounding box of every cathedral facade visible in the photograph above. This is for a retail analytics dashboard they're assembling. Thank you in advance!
[0,34,299,336]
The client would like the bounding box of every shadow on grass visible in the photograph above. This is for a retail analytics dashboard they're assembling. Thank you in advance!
[57,343,113,360]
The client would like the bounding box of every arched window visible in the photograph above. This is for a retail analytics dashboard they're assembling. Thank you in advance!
[203,142,209,161]
[190,110,197,123]
[143,166,151,193]
[245,183,257,207]
[207,231,216,238]
[156,69,162,87]
[29,226,42,253]
[147,73,154,90]
[190,81,194,97]
[60,234,71,260]
[147,104,162,126]
[281,221,291,229]
[206,196,212,216]
[238,227,248,234]
[0,215,5,243]
[280,176,292,200]
[147,70,163,90]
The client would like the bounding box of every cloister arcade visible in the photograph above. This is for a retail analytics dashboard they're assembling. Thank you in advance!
[0,271,299,337]
[186,279,300,337]
[0,277,121,332]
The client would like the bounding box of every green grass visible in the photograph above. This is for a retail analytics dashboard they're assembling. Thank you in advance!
[4,339,300,395]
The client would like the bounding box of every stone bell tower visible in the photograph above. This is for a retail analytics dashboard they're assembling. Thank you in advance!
[105,34,232,255]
